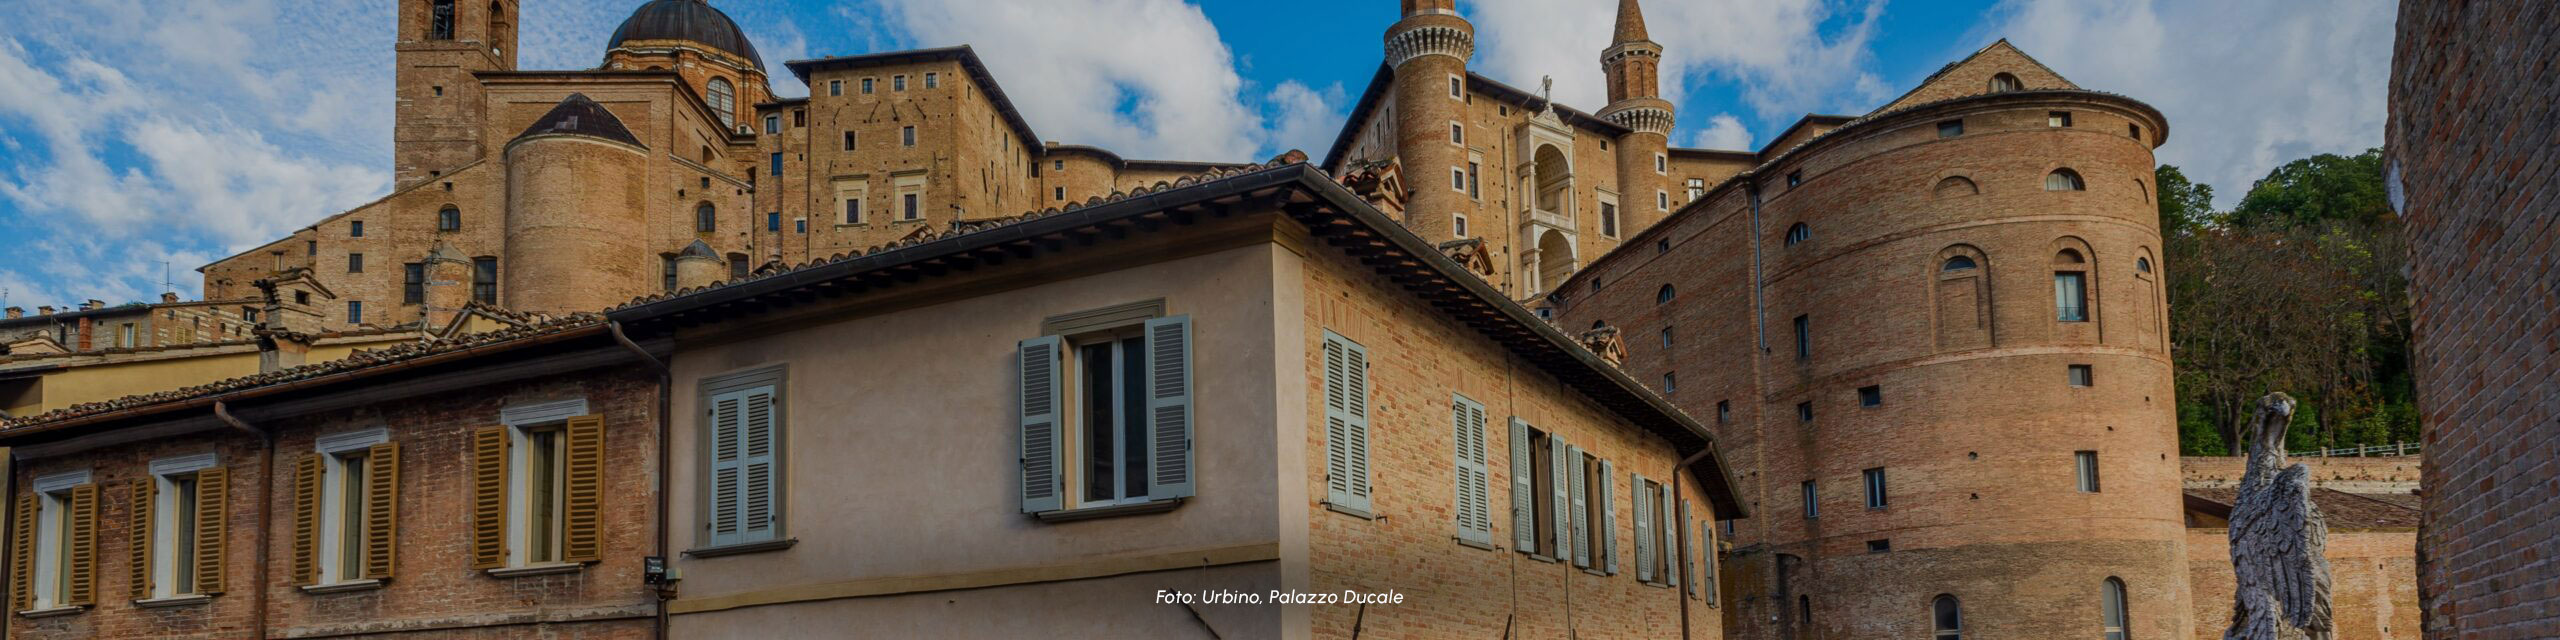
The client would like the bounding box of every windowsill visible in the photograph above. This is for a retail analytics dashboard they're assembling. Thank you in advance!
[891,218,925,224]
[1523,553,1560,564]
[486,562,585,578]
[16,605,85,619]
[133,595,212,609]
[1642,580,1676,590]
[684,538,798,559]
[1454,537,1496,551]
[1035,498,1185,523]
[1321,502,1377,520]
[834,223,871,229]
[1581,568,1611,578]
[299,579,385,595]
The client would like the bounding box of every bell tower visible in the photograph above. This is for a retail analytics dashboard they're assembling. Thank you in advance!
[1598,0,1675,233]
[393,0,520,189]
[1385,0,1475,241]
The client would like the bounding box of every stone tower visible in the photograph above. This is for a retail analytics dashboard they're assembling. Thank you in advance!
[394,0,518,189]
[502,94,649,315]
[419,240,472,329]
[1598,0,1674,233]
[1384,0,1475,240]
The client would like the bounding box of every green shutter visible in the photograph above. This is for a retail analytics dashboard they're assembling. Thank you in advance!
[1322,332,1372,512]
[1145,317,1194,499]
[1634,473,1653,583]
[1568,445,1588,568]
[1549,436,1571,559]
[1508,418,1534,552]
[708,384,780,545]
[1018,336,1064,513]
[1600,458,1617,575]
[1452,395,1490,545]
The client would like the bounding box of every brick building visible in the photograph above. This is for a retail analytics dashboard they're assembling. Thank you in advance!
[2387,2,2560,638]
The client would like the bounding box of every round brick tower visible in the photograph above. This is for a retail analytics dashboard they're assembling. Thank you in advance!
[1384,0,1474,239]
[672,239,725,290]
[502,93,650,315]
[1597,0,1674,234]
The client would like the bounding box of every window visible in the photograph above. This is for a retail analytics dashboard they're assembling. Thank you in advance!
[1716,400,1730,424]
[791,110,803,127]
[429,0,455,39]
[2046,169,2087,191]
[1864,467,1888,509]
[1450,122,1463,145]
[696,202,717,232]
[306,430,398,585]
[902,126,916,147]
[828,79,841,96]
[142,456,226,599]
[1786,170,1802,188]
[1451,167,1466,192]
[1938,119,1964,138]
[1660,327,1672,348]
[1662,372,1677,392]
[350,220,364,237]
[729,255,749,279]
[1319,331,1374,514]
[902,193,920,220]
[706,78,735,128]
[766,212,780,231]
[438,206,461,231]
[794,218,807,233]
[1574,449,1614,571]
[1797,401,1813,423]
[432,85,444,97]
[1448,75,1462,98]
[1055,187,1066,201]
[2069,364,2094,388]
[701,368,785,547]
[1655,153,1667,173]
[662,256,678,292]
[1859,385,1881,407]
[20,471,97,610]
[472,257,498,303]
[1451,395,1492,545]
[119,323,134,347]
[842,195,863,224]
[403,263,426,304]
[861,77,874,94]
[1942,255,1977,271]
[309,240,317,255]
[1602,203,1620,237]
[1453,213,1469,237]
[893,75,907,91]
[1686,178,1706,201]
[1655,284,1675,305]
[474,405,603,569]
[2049,111,2073,127]
[1657,238,1670,254]
[1054,159,1064,171]
[1934,595,1963,639]
[2077,451,2102,492]
[1800,480,1818,518]
[764,115,779,135]
[1633,475,1677,585]
[768,152,782,176]
[1467,161,1480,198]
[924,72,938,88]
[345,300,362,324]
[347,253,364,273]
[1514,422,1565,558]
[2102,578,2132,640]
[1785,223,1810,247]
[1792,314,1810,361]
[2056,272,2088,321]
[2136,257,2152,273]
[1989,72,2021,93]
[2129,124,2142,139]
[1657,190,1669,211]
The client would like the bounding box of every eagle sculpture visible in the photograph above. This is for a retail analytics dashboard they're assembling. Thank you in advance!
[2224,392,2335,640]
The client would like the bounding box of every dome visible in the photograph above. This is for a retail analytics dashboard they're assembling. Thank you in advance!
[607,0,763,71]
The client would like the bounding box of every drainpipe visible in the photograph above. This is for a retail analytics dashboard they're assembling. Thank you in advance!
[213,401,272,640]
[609,321,672,640]
[1671,446,1713,640]
[1747,182,1767,353]
[2,450,15,640]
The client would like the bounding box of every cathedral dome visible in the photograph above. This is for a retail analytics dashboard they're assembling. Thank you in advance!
[607,0,763,70]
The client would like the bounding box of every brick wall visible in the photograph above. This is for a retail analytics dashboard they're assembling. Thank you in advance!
[2190,530,2420,640]
[2387,3,2560,639]
[2182,455,2423,493]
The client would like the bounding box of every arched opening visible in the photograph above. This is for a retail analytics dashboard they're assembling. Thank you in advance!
[2046,168,2086,191]
[1934,175,1978,197]
[706,77,737,128]
[1534,145,1570,213]
[695,202,717,232]
[1785,222,1811,247]
[1536,229,1576,294]
[1941,256,1976,272]
[2101,577,2131,640]
[437,205,461,231]
[429,0,455,40]
[1656,284,1676,304]
[1591,320,1608,329]
[486,1,508,59]
[2054,248,2089,322]
[1932,594,1963,639]
[1988,72,2021,93]
[1934,245,1991,350]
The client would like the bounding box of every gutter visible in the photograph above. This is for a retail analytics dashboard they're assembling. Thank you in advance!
[610,321,673,640]
[214,401,273,640]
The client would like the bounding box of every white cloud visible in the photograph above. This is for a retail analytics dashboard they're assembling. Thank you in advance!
[1469,0,1891,124]
[1688,113,1752,150]
[1264,81,1349,160]
[1975,0,2393,208]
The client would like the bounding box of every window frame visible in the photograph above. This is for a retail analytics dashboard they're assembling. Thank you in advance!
[26,470,91,610]
[1863,467,1888,509]
[2102,577,2132,639]
[501,407,579,567]
[1800,479,1818,519]
[1934,594,1963,639]
[2077,451,2102,493]
[1068,328,1155,509]
[471,257,498,304]
[312,429,386,585]
[696,366,789,551]
[437,206,461,231]
[1938,119,1964,138]
[145,455,218,600]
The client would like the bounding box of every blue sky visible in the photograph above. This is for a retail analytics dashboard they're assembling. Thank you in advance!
[0,0,2393,310]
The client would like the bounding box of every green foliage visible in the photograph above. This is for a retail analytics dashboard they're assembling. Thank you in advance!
[2228,148,2391,228]
[2155,165,2216,235]
[2178,399,2230,456]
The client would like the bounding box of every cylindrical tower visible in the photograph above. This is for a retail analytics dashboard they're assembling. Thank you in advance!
[1598,0,1675,234]
[502,93,650,315]
[672,239,725,290]
[1384,0,1474,240]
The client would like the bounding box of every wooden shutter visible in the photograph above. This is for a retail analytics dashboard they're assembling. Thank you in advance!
[707,389,745,543]
[1634,474,1653,583]
[1450,395,1489,545]
[1508,418,1535,552]
[469,426,508,569]
[739,388,779,542]
[1549,436,1571,559]
[1322,333,1373,512]
[1017,337,1064,514]
[65,483,97,606]
[362,442,399,580]
[1703,518,1719,605]
[1678,498,1695,595]
[1568,446,1589,568]
[1144,316,1194,499]
[1662,489,1678,589]
[129,478,154,600]
[562,414,606,563]
[9,494,32,611]
[291,454,320,585]
[194,466,228,595]
[1600,459,1617,575]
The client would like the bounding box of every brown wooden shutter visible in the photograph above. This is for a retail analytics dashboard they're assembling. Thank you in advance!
[469,426,508,569]
[363,442,400,580]
[65,483,98,606]
[11,494,36,611]
[129,478,154,600]
[291,453,320,585]
[194,466,228,595]
[561,414,606,563]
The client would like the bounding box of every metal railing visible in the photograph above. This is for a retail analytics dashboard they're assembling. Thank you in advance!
[2289,442,2422,458]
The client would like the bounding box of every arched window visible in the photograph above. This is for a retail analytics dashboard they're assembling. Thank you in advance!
[706,77,736,128]
[1942,255,1977,272]
[1934,175,1979,198]
[437,205,461,231]
[2136,256,2152,273]
[695,202,717,232]
[1785,223,1811,247]
[2101,578,2131,640]
[1988,73,2021,93]
[1933,594,1963,639]
[2056,249,2089,322]
[1592,320,1608,329]
[429,0,455,40]
[1656,284,1676,304]
[2046,169,2086,191]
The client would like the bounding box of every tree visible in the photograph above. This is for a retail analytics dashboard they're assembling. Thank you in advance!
[2228,148,2390,228]
[2156,165,2216,236]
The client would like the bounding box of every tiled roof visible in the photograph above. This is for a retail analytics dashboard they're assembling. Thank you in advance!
[514,93,644,147]
[2185,488,2421,531]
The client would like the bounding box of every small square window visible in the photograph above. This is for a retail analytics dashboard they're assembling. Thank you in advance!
[1451,123,1464,145]
[2069,364,2094,387]
[432,85,444,97]
[1716,400,1730,425]
[347,252,364,273]
[1937,120,1964,138]
[2129,124,2142,139]
[828,79,841,96]
[1787,171,1803,188]
[350,220,364,237]
[1796,401,1813,423]
[1453,213,1469,238]
[861,78,875,94]
[1055,187,1065,201]
[924,72,939,88]
[1656,238,1670,254]
[764,115,779,135]
[1662,372,1677,393]
[1858,385,1882,407]
[893,75,907,91]
[2048,111,2073,127]
[1867,539,1891,553]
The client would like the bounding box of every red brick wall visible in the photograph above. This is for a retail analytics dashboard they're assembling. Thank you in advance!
[2388,3,2560,638]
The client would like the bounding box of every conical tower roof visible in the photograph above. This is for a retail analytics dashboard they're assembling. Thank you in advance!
[1613,0,1650,44]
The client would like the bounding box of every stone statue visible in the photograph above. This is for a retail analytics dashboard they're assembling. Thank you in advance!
[2225,392,2335,640]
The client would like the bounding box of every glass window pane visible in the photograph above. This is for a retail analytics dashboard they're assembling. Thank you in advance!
[1121,337,1148,498]
[1081,342,1115,502]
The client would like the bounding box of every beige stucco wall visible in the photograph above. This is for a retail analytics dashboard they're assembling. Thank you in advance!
[2188,529,2419,640]
[665,240,1290,637]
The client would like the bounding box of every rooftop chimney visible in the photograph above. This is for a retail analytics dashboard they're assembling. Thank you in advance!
[4,307,20,320]
[81,299,104,311]
[161,292,180,304]
[37,306,54,316]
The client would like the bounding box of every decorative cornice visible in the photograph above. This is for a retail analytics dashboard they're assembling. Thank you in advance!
[1603,41,1661,66]
[1386,25,1474,67]
[1600,104,1675,135]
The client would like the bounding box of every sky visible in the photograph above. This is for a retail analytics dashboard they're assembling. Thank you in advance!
[0,0,2395,310]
